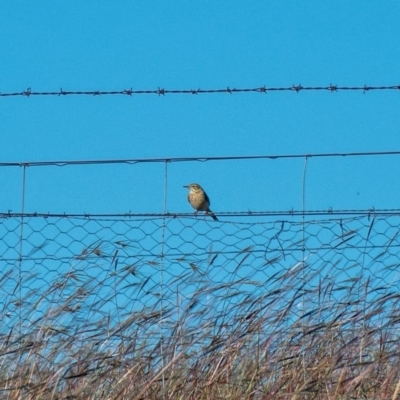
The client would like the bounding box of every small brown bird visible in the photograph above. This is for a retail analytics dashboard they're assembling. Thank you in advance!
[183,183,218,221]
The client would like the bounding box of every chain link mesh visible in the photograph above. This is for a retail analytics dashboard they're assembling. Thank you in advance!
[1,213,400,397]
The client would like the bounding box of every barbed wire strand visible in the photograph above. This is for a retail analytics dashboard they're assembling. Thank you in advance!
[3,150,400,169]
[1,209,398,219]
[1,84,400,98]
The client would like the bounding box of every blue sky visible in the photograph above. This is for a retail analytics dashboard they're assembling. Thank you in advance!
[1,2,400,215]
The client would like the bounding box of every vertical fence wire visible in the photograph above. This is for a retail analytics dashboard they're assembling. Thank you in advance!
[359,216,374,364]
[159,160,169,396]
[301,156,309,373]
[17,165,27,339]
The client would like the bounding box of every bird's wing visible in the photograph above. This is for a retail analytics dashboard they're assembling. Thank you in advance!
[204,191,211,206]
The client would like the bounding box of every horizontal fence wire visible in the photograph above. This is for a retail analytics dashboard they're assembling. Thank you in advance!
[1,84,400,98]
[0,209,399,219]
[1,149,400,168]
[1,212,400,397]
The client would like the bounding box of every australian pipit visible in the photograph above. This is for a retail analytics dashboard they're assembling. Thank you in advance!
[183,183,218,221]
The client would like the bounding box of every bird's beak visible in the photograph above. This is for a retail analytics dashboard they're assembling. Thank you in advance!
[183,185,188,188]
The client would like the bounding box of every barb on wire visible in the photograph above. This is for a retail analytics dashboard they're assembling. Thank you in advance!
[1,208,400,220]
[1,84,400,98]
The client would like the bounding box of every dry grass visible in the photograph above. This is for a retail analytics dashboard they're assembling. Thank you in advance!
[1,256,400,400]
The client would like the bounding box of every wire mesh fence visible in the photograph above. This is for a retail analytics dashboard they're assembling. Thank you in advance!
[2,212,400,398]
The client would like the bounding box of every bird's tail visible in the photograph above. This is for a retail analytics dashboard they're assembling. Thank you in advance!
[208,210,218,221]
